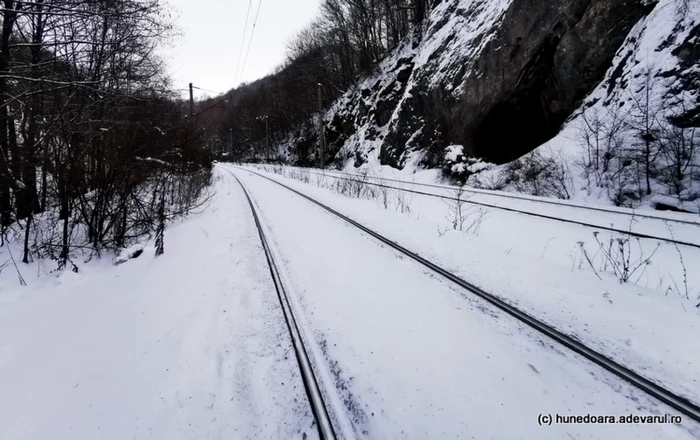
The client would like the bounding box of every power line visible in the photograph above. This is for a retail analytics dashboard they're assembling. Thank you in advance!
[192,85,224,95]
[238,0,263,84]
[193,94,230,117]
[234,0,253,83]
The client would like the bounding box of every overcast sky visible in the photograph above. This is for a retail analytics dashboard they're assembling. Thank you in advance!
[163,0,322,100]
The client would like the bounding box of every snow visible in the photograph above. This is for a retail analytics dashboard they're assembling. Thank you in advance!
[444,145,464,162]
[244,164,700,417]
[0,169,317,440]
[2,163,699,438]
[521,0,700,209]
[230,165,698,438]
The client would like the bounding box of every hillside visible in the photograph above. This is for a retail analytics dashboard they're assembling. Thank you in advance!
[267,0,699,211]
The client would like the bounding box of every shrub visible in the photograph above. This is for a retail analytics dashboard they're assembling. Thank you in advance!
[441,145,493,184]
[502,150,573,199]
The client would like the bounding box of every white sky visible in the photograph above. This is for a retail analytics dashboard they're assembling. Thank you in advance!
[163,0,322,100]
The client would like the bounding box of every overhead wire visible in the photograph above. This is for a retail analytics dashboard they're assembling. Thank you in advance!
[192,85,224,95]
[234,0,254,83]
[193,94,230,117]
[237,0,263,84]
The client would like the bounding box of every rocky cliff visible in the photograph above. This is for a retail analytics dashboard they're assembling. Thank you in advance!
[280,0,699,180]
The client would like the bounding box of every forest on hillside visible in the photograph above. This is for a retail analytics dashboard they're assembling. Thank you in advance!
[198,0,432,164]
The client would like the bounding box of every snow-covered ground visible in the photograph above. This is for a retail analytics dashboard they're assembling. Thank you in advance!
[285,164,700,228]
[1,164,699,439]
[242,164,700,410]
[0,170,317,439]
[229,165,698,438]
[262,163,700,300]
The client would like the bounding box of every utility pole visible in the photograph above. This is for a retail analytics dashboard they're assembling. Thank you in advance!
[265,116,269,162]
[257,114,270,162]
[189,82,194,117]
[229,128,233,160]
[318,83,325,168]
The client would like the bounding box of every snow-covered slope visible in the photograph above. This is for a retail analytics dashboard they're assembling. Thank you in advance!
[526,0,700,210]
[281,0,698,211]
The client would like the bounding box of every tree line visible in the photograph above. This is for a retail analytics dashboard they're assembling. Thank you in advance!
[0,0,211,273]
[201,0,432,165]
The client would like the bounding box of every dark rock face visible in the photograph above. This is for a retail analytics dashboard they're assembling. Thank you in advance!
[463,0,653,163]
[670,23,700,128]
[289,0,656,168]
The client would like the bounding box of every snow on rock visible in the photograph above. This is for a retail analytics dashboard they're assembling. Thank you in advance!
[518,0,700,209]
[444,145,465,163]
[282,0,660,181]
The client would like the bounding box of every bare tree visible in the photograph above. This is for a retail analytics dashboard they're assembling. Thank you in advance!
[0,0,213,272]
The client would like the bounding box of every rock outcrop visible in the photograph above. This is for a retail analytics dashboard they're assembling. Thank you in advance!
[464,0,654,163]
[282,0,697,172]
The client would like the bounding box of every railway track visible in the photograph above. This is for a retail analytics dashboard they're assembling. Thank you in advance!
[259,165,700,250]
[227,170,337,440]
[232,165,700,425]
[285,165,700,227]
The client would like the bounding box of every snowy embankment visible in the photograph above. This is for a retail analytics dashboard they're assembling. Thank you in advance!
[243,164,700,413]
[286,164,700,238]
[0,169,316,440]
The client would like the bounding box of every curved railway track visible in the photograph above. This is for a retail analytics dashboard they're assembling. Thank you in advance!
[232,165,700,425]
[261,165,700,250]
[228,170,337,440]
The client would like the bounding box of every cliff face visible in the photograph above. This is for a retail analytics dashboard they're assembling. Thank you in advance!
[532,0,700,209]
[282,0,698,174]
[464,0,654,163]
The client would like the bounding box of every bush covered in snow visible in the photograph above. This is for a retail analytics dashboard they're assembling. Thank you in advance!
[442,145,493,184]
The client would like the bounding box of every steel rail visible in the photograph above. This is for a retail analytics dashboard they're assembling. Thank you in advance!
[228,170,337,440]
[235,165,700,424]
[284,165,700,227]
[258,166,700,250]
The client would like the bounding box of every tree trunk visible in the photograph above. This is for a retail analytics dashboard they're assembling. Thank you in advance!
[154,190,165,257]
[0,2,18,226]
[40,157,47,211]
[645,139,651,196]
[22,214,32,263]
[0,105,11,226]
[59,199,69,269]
